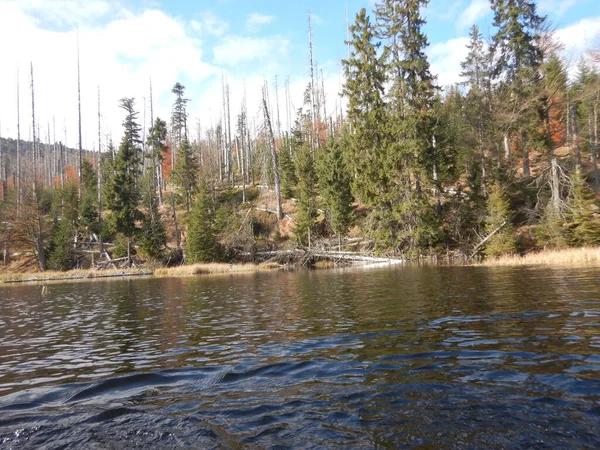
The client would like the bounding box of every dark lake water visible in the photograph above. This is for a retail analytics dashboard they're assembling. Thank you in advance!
[1,264,600,449]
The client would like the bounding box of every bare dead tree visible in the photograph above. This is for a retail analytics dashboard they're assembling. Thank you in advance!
[30,62,38,195]
[262,83,283,220]
[307,8,317,156]
[77,28,83,197]
[16,69,21,211]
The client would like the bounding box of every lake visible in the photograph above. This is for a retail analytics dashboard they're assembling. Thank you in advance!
[1,264,600,448]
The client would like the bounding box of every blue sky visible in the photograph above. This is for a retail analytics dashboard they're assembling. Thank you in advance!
[0,0,598,145]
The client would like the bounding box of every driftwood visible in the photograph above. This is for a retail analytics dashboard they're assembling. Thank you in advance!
[245,249,404,265]
[470,220,508,257]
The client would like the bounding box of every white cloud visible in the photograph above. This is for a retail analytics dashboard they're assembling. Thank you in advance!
[537,0,578,17]
[0,0,330,148]
[213,36,290,67]
[457,0,491,31]
[428,37,471,87]
[0,1,216,147]
[246,13,274,32]
[191,11,229,37]
[555,16,600,75]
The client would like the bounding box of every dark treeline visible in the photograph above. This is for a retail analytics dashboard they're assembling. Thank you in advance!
[1,0,599,272]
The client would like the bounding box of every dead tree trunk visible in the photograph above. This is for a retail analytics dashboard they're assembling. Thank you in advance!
[77,28,83,198]
[0,123,5,202]
[16,70,22,211]
[262,88,283,221]
[571,104,581,170]
[171,192,180,247]
[97,86,104,255]
[30,63,38,195]
[521,129,530,178]
[590,103,599,193]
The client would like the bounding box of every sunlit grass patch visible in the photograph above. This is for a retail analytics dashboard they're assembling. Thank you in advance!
[0,268,152,284]
[154,262,280,277]
[481,246,600,267]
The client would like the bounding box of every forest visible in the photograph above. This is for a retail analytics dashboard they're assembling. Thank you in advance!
[0,0,599,273]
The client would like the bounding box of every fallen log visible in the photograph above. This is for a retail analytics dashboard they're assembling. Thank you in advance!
[470,220,509,258]
[245,249,404,264]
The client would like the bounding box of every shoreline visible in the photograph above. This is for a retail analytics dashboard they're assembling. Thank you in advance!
[1,246,599,285]
[0,262,281,285]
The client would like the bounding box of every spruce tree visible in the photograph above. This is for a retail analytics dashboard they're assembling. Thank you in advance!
[490,0,546,178]
[171,136,199,213]
[171,82,189,147]
[484,182,516,256]
[317,135,355,248]
[47,183,79,271]
[278,142,296,199]
[104,98,142,239]
[294,143,318,247]
[80,159,99,234]
[342,8,390,206]
[566,171,600,246]
[186,184,217,263]
[139,172,166,260]
[147,117,168,202]
[460,25,495,189]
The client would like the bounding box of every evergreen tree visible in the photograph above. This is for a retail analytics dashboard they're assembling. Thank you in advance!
[317,135,355,248]
[171,82,189,147]
[104,98,142,239]
[147,117,168,197]
[484,182,516,256]
[171,136,199,213]
[490,0,546,178]
[566,170,600,246]
[80,159,99,234]
[139,172,166,259]
[342,8,390,206]
[47,219,76,271]
[47,183,79,271]
[460,25,496,189]
[375,0,441,253]
[186,184,217,263]
[278,142,296,199]
[294,143,318,247]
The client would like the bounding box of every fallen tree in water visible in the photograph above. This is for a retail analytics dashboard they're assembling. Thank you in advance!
[242,248,404,266]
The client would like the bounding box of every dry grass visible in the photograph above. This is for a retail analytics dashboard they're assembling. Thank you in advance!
[0,268,153,284]
[154,262,280,278]
[481,246,600,267]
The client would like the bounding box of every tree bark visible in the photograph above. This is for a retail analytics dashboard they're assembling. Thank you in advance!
[521,129,530,178]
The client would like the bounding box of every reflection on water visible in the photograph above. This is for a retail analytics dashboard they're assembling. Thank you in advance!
[1,265,600,448]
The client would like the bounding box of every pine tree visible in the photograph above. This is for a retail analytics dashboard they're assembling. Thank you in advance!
[104,98,142,239]
[171,136,199,213]
[317,135,355,248]
[294,143,318,247]
[186,184,217,263]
